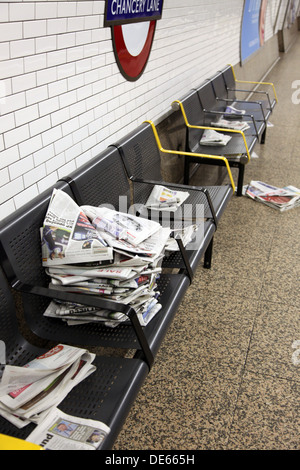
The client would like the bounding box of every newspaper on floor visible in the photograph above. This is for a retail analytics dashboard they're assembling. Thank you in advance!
[211,117,250,131]
[41,189,113,267]
[200,129,232,146]
[0,345,96,429]
[26,408,110,450]
[243,181,300,211]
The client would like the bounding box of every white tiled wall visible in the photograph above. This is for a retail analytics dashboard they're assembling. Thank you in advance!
[0,0,294,219]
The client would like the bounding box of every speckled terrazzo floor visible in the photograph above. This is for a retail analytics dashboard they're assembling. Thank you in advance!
[112,36,300,450]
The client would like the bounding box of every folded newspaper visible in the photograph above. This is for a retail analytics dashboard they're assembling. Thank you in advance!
[225,105,246,115]
[0,345,99,431]
[211,117,250,131]
[142,185,190,212]
[25,408,110,450]
[200,129,232,146]
[244,181,300,211]
[40,190,175,328]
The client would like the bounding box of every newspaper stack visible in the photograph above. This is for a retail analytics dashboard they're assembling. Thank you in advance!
[211,117,250,131]
[0,345,99,428]
[244,181,300,212]
[200,128,232,146]
[41,190,171,327]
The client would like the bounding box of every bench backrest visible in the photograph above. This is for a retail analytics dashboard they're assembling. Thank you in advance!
[113,122,162,180]
[196,80,218,112]
[176,89,206,153]
[210,70,229,100]
[61,146,131,211]
[221,65,236,98]
[112,122,165,204]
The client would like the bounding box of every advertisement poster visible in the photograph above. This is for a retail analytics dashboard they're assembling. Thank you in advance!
[240,0,268,64]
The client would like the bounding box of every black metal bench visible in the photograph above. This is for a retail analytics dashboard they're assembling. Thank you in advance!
[0,266,148,449]
[171,88,259,196]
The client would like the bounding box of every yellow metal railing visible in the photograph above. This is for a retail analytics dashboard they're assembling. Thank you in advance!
[144,120,236,192]
[229,64,278,104]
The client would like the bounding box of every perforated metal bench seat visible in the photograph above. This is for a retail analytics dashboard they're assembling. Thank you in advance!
[0,267,148,450]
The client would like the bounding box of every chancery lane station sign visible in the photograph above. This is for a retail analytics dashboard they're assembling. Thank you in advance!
[104,0,164,81]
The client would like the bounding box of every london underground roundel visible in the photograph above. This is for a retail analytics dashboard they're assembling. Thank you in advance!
[104,0,164,81]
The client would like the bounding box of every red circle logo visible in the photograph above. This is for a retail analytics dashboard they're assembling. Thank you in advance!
[104,1,164,81]
[112,21,156,81]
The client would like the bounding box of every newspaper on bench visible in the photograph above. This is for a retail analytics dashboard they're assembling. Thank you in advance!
[41,189,113,267]
[200,129,232,146]
[26,408,110,450]
[40,190,173,328]
[0,344,97,429]
[143,185,190,212]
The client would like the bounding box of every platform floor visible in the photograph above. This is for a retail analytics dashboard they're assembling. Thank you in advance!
[113,35,300,450]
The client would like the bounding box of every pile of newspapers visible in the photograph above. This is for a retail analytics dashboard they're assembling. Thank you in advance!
[244,180,300,212]
[0,344,110,450]
[41,189,173,328]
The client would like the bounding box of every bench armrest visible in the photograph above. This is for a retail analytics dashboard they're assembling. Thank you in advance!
[145,120,236,192]
[235,79,278,104]
[228,87,272,110]
[228,65,278,104]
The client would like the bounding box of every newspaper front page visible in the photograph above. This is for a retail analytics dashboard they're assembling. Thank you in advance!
[26,408,110,450]
[41,189,113,266]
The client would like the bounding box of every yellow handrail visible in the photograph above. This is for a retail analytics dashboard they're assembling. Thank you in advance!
[172,99,251,163]
[229,64,278,103]
[144,120,236,192]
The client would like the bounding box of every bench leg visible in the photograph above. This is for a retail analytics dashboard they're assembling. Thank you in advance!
[261,126,267,144]
[184,157,190,185]
[204,237,213,269]
[236,164,245,197]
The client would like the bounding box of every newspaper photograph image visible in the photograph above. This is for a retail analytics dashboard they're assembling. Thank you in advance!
[26,408,110,450]
[41,189,113,267]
